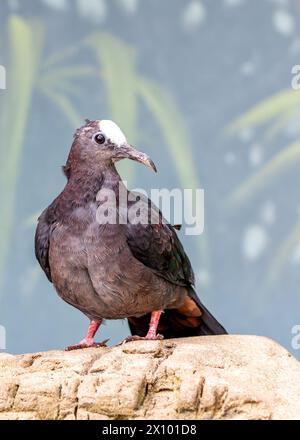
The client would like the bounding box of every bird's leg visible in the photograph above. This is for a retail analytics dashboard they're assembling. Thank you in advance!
[145,310,163,339]
[65,319,108,351]
[121,310,164,344]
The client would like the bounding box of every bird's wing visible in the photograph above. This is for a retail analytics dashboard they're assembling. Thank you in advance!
[35,205,57,282]
[125,196,194,287]
[126,194,228,338]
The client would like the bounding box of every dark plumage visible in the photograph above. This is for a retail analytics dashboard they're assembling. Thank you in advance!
[35,119,226,349]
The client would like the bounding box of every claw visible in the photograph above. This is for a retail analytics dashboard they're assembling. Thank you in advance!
[65,338,109,351]
[119,310,164,345]
[118,334,164,345]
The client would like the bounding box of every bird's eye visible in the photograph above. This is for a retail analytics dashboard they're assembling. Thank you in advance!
[94,133,106,144]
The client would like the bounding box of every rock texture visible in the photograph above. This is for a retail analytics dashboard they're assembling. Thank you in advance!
[0,335,299,420]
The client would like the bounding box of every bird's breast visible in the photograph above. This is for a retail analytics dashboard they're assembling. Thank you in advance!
[48,212,181,320]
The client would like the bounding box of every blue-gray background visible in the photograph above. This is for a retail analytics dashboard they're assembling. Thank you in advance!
[1,0,300,357]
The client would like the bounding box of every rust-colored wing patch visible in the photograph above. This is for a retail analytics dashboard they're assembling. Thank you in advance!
[177,296,202,317]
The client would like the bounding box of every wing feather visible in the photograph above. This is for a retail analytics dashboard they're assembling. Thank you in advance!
[34,205,57,282]
[125,196,194,286]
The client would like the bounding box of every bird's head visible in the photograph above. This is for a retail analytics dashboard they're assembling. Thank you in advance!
[64,119,156,177]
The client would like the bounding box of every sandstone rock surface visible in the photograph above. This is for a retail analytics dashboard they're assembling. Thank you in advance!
[0,335,299,420]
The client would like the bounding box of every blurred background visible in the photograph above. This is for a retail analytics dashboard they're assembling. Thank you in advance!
[1,0,300,356]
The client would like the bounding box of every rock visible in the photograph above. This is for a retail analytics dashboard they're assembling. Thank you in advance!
[0,335,299,420]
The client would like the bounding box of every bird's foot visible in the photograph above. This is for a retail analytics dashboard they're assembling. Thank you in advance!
[119,333,164,344]
[65,338,109,351]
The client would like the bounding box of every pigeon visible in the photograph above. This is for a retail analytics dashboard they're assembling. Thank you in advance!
[35,119,227,350]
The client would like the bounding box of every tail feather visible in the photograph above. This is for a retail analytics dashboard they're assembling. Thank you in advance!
[187,287,227,335]
[128,287,227,339]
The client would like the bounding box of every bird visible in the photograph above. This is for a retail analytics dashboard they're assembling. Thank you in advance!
[35,119,227,350]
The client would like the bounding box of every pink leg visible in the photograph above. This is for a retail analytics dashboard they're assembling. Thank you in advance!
[120,311,164,344]
[66,319,108,351]
[145,311,163,339]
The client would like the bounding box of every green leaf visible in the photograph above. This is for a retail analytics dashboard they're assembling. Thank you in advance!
[39,85,82,127]
[87,32,138,142]
[137,77,209,265]
[137,77,199,189]
[227,139,300,208]
[228,88,300,133]
[263,108,297,142]
[43,43,82,69]
[86,32,138,181]
[40,65,96,84]
[0,16,43,291]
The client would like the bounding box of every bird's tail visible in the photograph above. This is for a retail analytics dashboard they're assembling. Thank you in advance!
[128,287,227,339]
